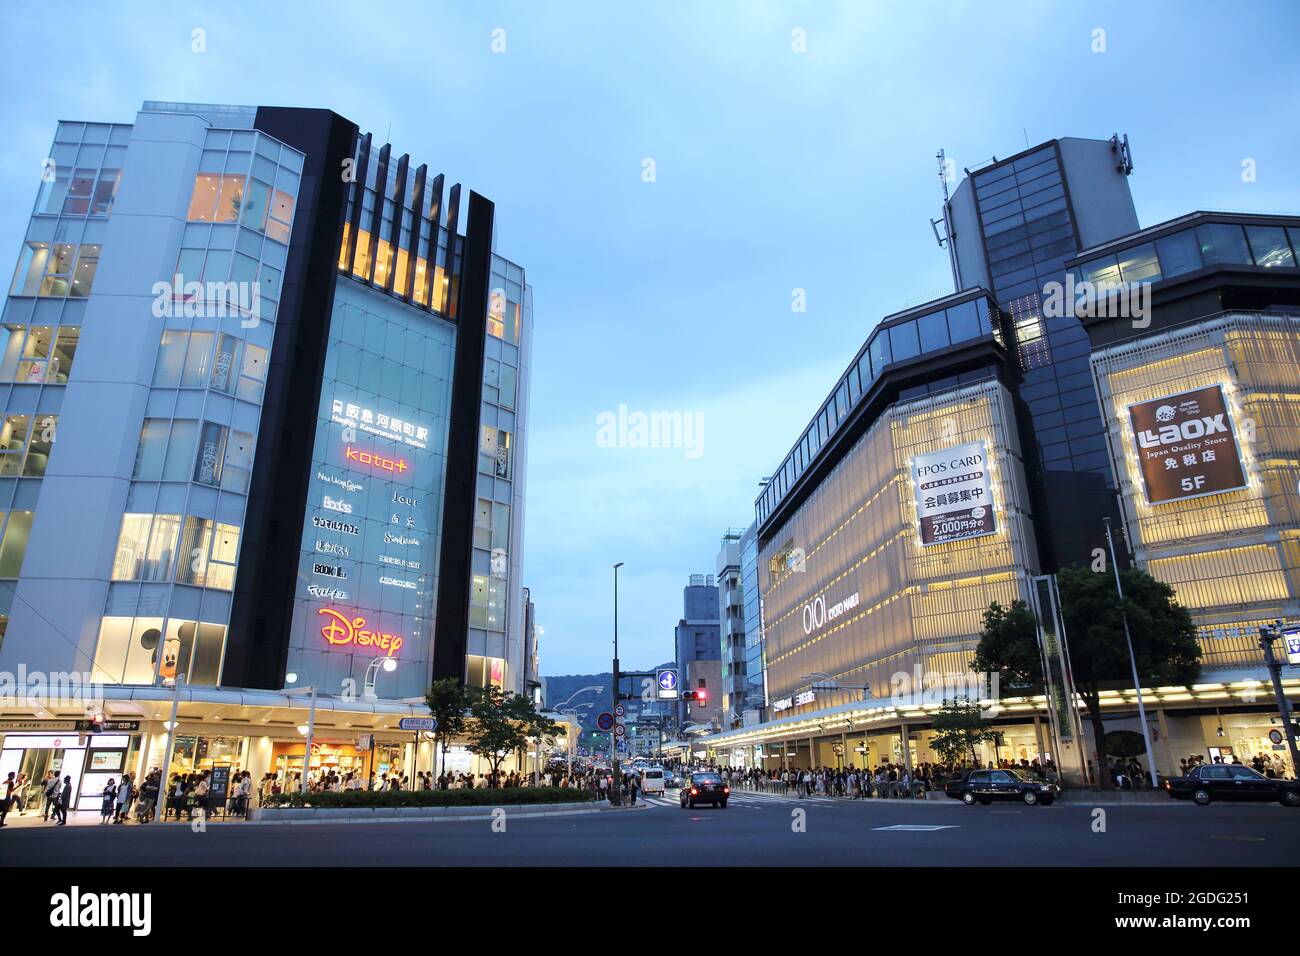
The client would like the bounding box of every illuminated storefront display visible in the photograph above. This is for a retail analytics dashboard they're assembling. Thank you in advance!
[911,440,997,545]
[758,380,1035,716]
[331,399,430,449]
[1126,384,1246,505]
[345,446,410,474]
[285,280,453,698]
[318,608,404,657]
[1093,312,1298,670]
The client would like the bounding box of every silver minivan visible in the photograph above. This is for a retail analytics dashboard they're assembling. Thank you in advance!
[640,768,666,794]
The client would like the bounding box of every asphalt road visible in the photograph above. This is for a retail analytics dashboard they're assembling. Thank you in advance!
[6,788,1298,866]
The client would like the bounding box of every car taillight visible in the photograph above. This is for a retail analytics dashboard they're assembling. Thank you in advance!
[723,787,730,794]
[690,788,698,795]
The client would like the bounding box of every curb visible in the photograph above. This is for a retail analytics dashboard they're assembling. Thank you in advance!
[246,800,611,825]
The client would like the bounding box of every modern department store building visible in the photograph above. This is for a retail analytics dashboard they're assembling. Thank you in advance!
[0,101,548,808]
[702,138,1300,781]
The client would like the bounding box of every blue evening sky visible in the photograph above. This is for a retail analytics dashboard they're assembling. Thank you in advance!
[1,2,1297,675]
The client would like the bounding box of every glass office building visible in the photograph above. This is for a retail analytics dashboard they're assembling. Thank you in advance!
[0,101,533,775]
[704,144,1299,779]
[945,138,1140,571]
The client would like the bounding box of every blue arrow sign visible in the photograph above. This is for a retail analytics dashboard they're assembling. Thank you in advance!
[399,717,437,732]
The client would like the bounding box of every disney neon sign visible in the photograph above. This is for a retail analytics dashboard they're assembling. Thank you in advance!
[317,607,405,657]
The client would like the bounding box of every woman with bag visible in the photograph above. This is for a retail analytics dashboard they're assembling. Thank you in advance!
[100,778,118,823]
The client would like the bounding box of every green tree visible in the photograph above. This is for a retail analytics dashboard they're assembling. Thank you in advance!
[466,685,561,784]
[424,678,469,780]
[1056,564,1200,786]
[928,701,998,767]
[971,600,1044,693]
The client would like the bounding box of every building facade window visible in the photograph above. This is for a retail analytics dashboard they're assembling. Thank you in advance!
[480,426,511,479]
[0,326,80,383]
[175,517,241,590]
[0,511,34,578]
[0,414,57,477]
[110,513,182,582]
[92,616,227,686]
[8,242,100,298]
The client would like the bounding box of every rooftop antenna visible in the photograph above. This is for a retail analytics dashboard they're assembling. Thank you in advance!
[930,149,961,292]
[1023,127,1030,149]
[1110,133,1134,175]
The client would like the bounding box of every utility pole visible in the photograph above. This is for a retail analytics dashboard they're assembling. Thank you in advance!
[610,561,624,805]
[1104,518,1159,788]
[1259,621,1300,778]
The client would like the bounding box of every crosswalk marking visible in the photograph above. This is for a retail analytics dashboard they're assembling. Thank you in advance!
[638,792,813,809]
[872,824,957,831]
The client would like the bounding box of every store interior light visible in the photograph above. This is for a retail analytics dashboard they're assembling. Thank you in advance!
[382,658,397,672]
[286,672,298,684]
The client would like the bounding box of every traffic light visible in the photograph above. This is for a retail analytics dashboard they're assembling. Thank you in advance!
[683,689,708,707]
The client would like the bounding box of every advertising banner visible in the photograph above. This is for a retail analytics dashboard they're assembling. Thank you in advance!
[1127,384,1246,505]
[911,440,996,546]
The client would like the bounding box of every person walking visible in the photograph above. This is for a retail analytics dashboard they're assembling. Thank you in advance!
[11,771,27,816]
[114,773,133,823]
[54,775,72,825]
[137,769,160,823]
[0,771,15,827]
[42,771,60,820]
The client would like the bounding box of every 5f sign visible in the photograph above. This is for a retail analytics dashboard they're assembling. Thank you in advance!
[1127,384,1246,505]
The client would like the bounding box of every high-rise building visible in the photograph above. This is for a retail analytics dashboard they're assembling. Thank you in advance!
[715,528,747,729]
[738,520,766,726]
[709,135,1300,781]
[673,573,721,733]
[0,101,533,804]
[944,136,1139,570]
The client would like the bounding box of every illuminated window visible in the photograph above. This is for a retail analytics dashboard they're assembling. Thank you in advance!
[111,513,181,582]
[186,173,245,223]
[0,326,77,384]
[0,415,31,477]
[21,415,57,477]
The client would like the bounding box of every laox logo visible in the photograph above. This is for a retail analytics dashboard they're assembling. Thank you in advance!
[1137,414,1228,448]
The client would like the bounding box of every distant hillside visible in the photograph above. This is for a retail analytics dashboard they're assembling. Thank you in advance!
[543,663,674,734]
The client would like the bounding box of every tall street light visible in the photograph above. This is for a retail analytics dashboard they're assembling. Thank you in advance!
[611,561,624,804]
[1104,517,1159,789]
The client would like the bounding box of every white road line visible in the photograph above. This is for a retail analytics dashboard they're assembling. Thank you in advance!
[871,824,958,831]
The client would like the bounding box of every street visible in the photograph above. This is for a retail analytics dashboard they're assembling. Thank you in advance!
[5,789,1297,867]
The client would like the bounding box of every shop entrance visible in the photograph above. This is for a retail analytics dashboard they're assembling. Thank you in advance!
[15,747,64,811]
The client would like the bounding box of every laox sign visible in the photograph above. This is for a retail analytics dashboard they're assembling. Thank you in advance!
[1136,413,1229,449]
[318,607,404,657]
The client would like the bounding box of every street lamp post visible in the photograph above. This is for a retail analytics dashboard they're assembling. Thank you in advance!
[1258,621,1300,778]
[157,672,187,809]
[1104,518,1159,789]
[283,684,317,796]
[363,655,398,699]
[611,561,624,805]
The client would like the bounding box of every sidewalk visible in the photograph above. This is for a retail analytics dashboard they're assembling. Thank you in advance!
[0,808,251,828]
